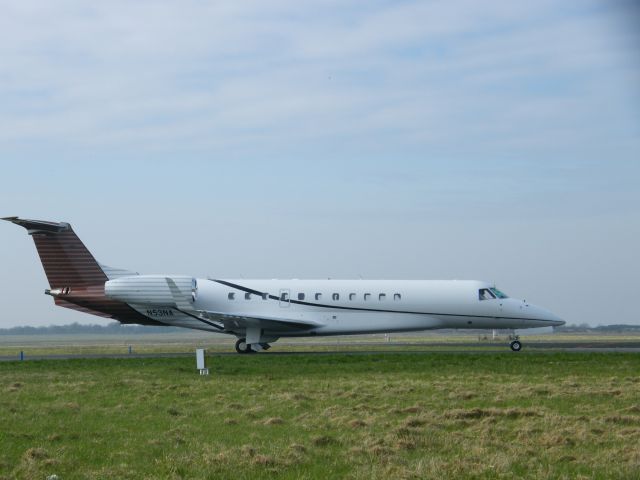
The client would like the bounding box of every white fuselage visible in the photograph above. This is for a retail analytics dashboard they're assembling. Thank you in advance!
[126,278,564,339]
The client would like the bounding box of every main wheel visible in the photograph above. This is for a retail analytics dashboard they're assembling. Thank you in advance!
[510,340,522,352]
[235,338,252,354]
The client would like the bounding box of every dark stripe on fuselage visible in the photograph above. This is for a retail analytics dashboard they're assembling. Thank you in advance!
[210,279,554,323]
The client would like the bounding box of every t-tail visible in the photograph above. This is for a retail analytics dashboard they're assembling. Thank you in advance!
[3,217,162,325]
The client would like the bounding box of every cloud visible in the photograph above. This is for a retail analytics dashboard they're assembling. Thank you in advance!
[0,0,637,162]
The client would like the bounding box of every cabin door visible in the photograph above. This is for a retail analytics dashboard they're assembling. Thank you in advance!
[279,289,291,308]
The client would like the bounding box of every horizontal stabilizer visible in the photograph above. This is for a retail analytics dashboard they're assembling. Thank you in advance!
[2,217,71,235]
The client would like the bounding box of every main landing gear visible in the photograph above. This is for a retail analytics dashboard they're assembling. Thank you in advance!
[235,338,252,354]
[509,336,522,352]
[234,338,271,354]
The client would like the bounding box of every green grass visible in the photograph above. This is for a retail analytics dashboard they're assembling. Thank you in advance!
[1,353,640,479]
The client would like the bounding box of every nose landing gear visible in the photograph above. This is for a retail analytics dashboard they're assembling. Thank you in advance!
[509,336,522,352]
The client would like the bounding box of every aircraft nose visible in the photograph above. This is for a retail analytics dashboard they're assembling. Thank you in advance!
[547,316,565,327]
[533,305,565,326]
[513,299,565,326]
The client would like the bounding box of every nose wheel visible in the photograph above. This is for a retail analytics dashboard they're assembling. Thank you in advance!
[509,338,522,352]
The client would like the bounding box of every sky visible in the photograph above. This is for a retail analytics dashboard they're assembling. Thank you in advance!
[0,0,638,327]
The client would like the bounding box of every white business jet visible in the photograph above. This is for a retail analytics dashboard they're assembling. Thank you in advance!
[4,217,564,353]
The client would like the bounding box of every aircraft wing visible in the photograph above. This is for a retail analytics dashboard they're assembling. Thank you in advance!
[181,309,323,333]
[165,278,322,333]
[214,313,322,332]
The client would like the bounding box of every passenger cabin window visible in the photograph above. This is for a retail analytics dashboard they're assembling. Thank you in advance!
[245,292,251,300]
[228,292,235,300]
[280,292,289,301]
[379,293,386,301]
[298,293,305,301]
[478,288,496,301]
[332,293,340,301]
[262,293,268,300]
[394,293,401,301]
[364,293,371,301]
[349,293,356,301]
[315,293,322,301]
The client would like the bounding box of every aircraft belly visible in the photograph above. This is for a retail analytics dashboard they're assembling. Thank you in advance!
[431,315,533,329]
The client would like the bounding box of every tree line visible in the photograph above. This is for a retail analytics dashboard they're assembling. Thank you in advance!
[0,322,185,335]
[556,323,640,332]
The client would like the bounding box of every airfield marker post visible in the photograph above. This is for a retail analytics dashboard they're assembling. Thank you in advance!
[19,351,24,361]
[196,348,209,375]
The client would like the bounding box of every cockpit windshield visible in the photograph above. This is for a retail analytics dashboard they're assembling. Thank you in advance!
[479,287,509,300]
[490,287,508,299]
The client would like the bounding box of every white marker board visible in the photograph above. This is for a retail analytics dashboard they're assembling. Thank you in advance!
[196,348,206,370]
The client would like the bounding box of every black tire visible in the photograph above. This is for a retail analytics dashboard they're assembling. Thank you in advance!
[235,338,252,354]
[510,340,522,352]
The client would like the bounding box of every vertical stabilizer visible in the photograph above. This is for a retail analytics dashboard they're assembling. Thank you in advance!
[3,216,162,326]
[2,217,107,288]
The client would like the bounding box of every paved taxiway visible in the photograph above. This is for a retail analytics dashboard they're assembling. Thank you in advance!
[2,341,639,361]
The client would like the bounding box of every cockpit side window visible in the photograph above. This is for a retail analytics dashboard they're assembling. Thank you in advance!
[490,287,508,299]
[479,288,496,301]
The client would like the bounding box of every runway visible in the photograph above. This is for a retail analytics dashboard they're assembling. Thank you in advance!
[1,341,639,361]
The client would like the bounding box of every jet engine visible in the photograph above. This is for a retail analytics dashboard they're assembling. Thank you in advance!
[105,275,196,306]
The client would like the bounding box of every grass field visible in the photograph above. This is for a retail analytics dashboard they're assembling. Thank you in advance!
[1,352,640,479]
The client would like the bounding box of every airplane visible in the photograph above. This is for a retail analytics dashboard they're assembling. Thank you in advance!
[3,217,564,353]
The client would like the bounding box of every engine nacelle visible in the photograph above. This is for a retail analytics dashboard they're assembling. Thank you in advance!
[105,275,196,306]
